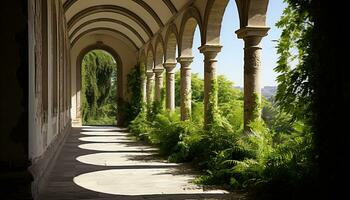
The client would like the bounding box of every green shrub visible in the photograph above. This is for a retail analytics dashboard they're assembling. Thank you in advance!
[128,70,315,198]
[129,106,151,141]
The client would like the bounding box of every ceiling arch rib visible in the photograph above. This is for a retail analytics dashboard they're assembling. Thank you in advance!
[142,0,173,23]
[131,0,163,27]
[67,5,153,39]
[71,27,139,50]
[162,0,178,14]
[71,22,143,47]
[68,12,149,42]
[74,30,138,52]
[64,0,167,27]
[69,18,146,44]
[65,0,160,33]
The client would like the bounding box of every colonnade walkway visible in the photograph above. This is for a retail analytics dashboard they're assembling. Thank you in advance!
[38,126,244,200]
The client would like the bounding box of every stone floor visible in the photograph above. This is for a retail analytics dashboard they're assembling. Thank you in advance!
[38,126,245,200]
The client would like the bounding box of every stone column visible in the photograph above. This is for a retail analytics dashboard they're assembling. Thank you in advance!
[199,45,222,127]
[177,57,193,120]
[140,63,147,103]
[163,62,177,110]
[236,27,269,131]
[153,68,164,103]
[146,71,155,105]
[75,64,82,126]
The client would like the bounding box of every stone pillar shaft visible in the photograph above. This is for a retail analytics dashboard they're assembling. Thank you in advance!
[141,75,147,103]
[199,45,222,127]
[140,63,147,103]
[177,57,193,120]
[153,68,164,102]
[164,63,177,110]
[236,27,269,131]
[146,71,155,104]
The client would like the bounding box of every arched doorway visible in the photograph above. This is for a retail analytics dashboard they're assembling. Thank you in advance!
[73,43,124,126]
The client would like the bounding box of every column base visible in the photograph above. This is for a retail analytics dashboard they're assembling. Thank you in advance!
[72,118,82,127]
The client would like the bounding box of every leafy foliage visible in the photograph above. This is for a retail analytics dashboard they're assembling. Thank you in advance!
[123,63,144,125]
[275,1,313,121]
[81,50,117,125]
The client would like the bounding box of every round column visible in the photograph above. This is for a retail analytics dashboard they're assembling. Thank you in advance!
[153,68,164,103]
[236,27,269,131]
[146,71,155,105]
[163,62,177,110]
[177,57,193,120]
[199,45,222,127]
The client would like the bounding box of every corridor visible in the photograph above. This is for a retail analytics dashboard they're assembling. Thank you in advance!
[38,126,243,200]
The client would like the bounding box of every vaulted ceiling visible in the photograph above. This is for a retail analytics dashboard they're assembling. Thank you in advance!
[63,0,191,50]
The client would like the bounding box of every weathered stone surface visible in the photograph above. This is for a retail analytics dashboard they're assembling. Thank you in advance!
[236,27,269,131]
[177,57,193,121]
[146,71,155,104]
[163,62,177,110]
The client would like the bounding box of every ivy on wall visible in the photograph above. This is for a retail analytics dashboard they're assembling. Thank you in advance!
[123,63,144,125]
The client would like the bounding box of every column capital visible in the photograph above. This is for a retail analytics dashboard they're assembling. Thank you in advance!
[163,62,177,73]
[146,71,154,78]
[177,56,193,68]
[199,45,222,61]
[235,26,270,39]
[153,68,164,75]
[198,44,222,54]
[163,62,177,68]
[177,56,193,62]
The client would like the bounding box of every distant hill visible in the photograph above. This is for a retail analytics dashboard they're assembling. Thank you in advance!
[234,86,277,99]
[261,86,277,99]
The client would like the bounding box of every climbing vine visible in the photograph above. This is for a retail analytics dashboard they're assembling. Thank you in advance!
[123,63,143,125]
[205,78,219,130]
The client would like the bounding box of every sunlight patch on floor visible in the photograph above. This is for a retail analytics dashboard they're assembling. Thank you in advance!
[78,143,158,152]
[80,131,127,136]
[78,136,133,143]
[76,152,178,167]
[73,169,228,195]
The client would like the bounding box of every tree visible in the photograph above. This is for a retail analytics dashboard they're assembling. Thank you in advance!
[81,50,117,125]
[275,0,313,122]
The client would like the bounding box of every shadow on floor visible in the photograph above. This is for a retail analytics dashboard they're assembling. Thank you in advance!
[38,126,245,200]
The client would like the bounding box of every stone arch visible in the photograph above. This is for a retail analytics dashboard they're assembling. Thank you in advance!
[146,44,155,70]
[235,0,269,28]
[178,7,203,57]
[67,5,153,38]
[71,27,139,50]
[154,35,165,69]
[75,42,124,125]
[69,18,146,44]
[203,0,230,44]
[164,23,179,63]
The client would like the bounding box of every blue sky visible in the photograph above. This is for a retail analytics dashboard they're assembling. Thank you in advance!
[189,0,287,87]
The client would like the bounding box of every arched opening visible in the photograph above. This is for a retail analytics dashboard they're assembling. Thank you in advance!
[154,37,165,104]
[189,26,205,123]
[73,44,123,126]
[177,7,203,120]
[164,24,179,111]
[80,49,118,125]
[203,0,244,129]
